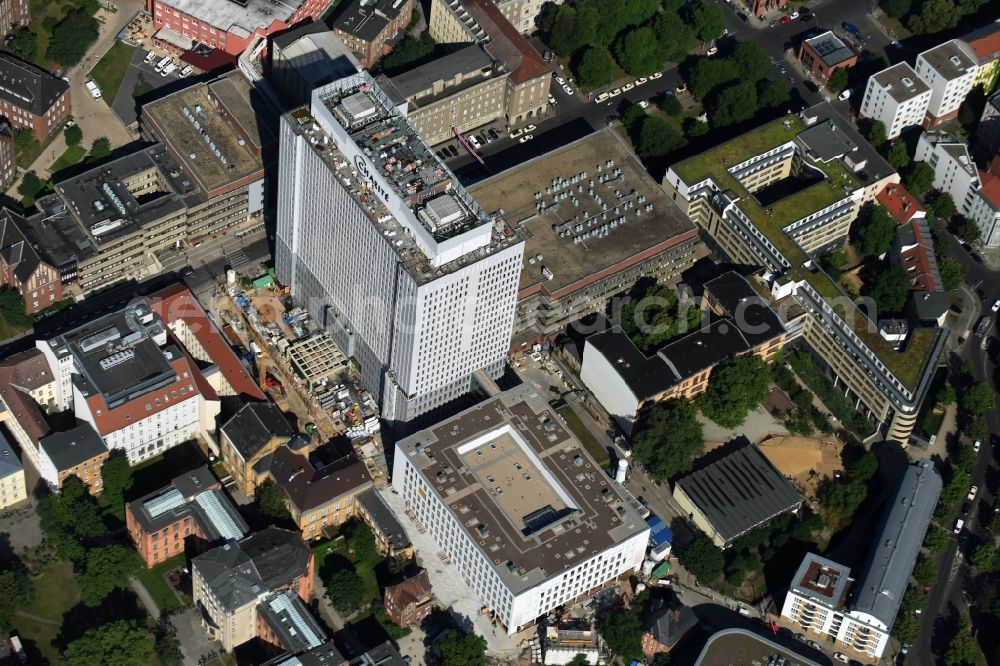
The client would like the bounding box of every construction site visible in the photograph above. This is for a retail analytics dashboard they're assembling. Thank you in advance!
[210,269,388,484]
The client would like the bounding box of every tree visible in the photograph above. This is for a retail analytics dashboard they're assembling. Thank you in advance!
[711,81,757,127]
[689,56,738,100]
[546,5,589,56]
[64,124,83,147]
[567,655,590,666]
[100,454,133,519]
[826,68,849,94]
[960,381,994,416]
[731,42,771,83]
[88,137,112,162]
[599,602,644,661]
[853,203,897,257]
[888,140,911,169]
[17,170,46,204]
[699,355,771,429]
[346,522,377,563]
[907,0,960,35]
[912,555,938,586]
[0,568,33,631]
[46,8,100,68]
[257,483,290,521]
[621,279,699,351]
[325,566,368,613]
[632,399,704,481]
[757,78,790,110]
[652,11,692,64]
[78,545,140,607]
[944,616,979,666]
[683,117,709,138]
[972,544,998,571]
[637,116,686,157]
[930,192,956,221]
[868,265,911,314]
[938,255,966,291]
[6,27,37,61]
[62,620,155,666]
[955,218,981,245]
[678,535,725,583]
[615,27,662,76]
[922,526,949,553]
[819,250,846,279]
[437,629,487,666]
[867,121,888,149]
[37,476,107,557]
[660,94,683,116]
[938,384,957,406]
[155,625,184,666]
[682,2,724,42]
[886,0,912,17]
[379,32,436,74]
[622,102,647,132]
[907,162,935,197]
[575,47,615,88]
[849,451,879,482]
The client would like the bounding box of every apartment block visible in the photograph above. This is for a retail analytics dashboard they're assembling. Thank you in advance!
[36,422,109,494]
[662,104,944,443]
[492,0,555,34]
[0,431,26,510]
[859,63,931,139]
[780,461,941,660]
[276,72,524,423]
[969,165,1000,248]
[393,384,649,634]
[219,402,295,496]
[147,0,332,57]
[914,132,981,216]
[978,91,1000,156]
[915,40,977,127]
[193,527,315,652]
[0,52,70,142]
[469,128,705,348]
[332,0,414,68]
[581,272,785,432]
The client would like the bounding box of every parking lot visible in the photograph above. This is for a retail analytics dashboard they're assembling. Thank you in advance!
[109,46,194,127]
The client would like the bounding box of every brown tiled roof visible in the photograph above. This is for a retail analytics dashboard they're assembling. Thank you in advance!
[466,0,549,84]
[261,446,372,512]
[876,183,925,225]
[0,350,53,445]
[386,570,431,606]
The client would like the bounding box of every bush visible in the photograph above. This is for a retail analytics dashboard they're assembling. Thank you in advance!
[64,124,83,147]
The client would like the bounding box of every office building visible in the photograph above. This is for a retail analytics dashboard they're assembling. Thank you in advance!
[355,487,412,557]
[914,40,977,127]
[270,21,360,108]
[126,465,248,567]
[254,447,373,539]
[332,0,414,68]
[37,297,220,465]
[220,402,296,496]
[36,422,109,493]
[193,527,315,652]
[960,19,1000,93]
[393,384,650,634]
[147,0,333,57]
[428,0,551,126]
[0,52,70,141]
[257,590,329,656]
[276,72,525,423]
[491,0,554,34]
[469,129,705,348]
[380,44,506,146]
[663,104,945,443]
[859,63,931,139]
[0,208,64,314]
[0,431,26,510]
[695,629,823,666]
[672,444,803,548]
[581,272,785,432]
[780,460,941,659]
[0,120,15,190]
[798,32,857,86]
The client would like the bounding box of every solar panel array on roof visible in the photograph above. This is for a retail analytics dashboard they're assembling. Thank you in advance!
[145,488,185,518]
[195,491,246,541]
[269,593,324,649]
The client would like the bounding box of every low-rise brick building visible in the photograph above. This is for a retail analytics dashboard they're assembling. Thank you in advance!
[0,52,70,142]
[384,570,432,628]
[220,402,296,497]
[798,31,858,87]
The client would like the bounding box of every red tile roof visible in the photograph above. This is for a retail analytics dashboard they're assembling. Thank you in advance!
[467,0,550,84]
[876,182,925,225]
[86,354,214,436]
[148,282,265,401]
[0,350,53,445]
[962,21,1000,64]
[979,170,1000,209]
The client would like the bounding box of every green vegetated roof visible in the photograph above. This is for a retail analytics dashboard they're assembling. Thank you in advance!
[674,115,935,391]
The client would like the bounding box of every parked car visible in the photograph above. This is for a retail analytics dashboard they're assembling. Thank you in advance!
[974,439,982,452]
[992,299,1000,312]
[178,266,196,279]
[509,129,523,140]
[954,518,965,534]
[85,80,101,99]
[706,46,718,56]
[555,76,565,85]
[608,88,621,97]
[595,92,609,103]
[144,50,157,64]
[524,124,536,132]
[638,100,649,108]
[769,19,779,27]
[649,72,662,79]
[180,65,193,76]
[968,485,978,501]
[562,84,574,95]
[622,82,634,91]
[548,94,556,104]
[779,15,791,24]
[488,128,499,140]
[635,76,647,85]
[160,62,178,77]
[789,11,800,18]
[838,88,852,100]
[675,83,687,94]
[519,134,533,143]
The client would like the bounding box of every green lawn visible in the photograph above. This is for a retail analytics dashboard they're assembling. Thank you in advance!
[90,41,136,104]
[557,405,610,466]
[49,144,86,174]
[12,561,80,665]
[134,554,186,612]
[15,128,62,170]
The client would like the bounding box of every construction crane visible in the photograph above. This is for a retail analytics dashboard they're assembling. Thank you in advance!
[232,294,279,393]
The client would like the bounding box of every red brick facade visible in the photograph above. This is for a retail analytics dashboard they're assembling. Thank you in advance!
[0,211,64,314]
[0,0,28,37]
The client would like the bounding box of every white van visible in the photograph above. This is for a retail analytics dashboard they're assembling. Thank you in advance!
[155,55,171,72]
[954,518,964,534]
[84,80,101,100]
[144,50,156,64]
[160,62,177,77]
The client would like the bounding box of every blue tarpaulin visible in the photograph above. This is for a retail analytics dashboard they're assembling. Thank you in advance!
[646,515,673,546]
